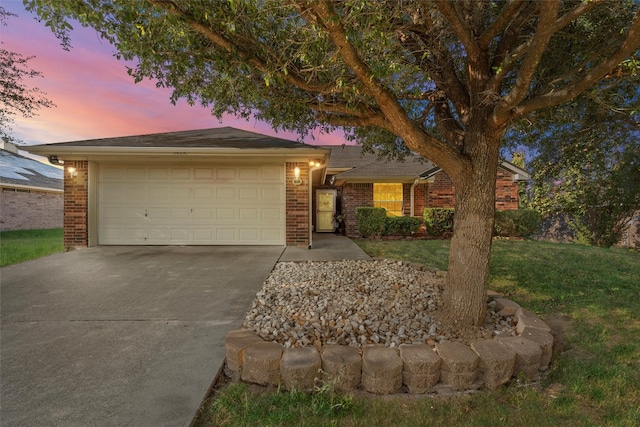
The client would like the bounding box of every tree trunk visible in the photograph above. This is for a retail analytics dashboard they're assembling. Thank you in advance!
[443,124,503,327]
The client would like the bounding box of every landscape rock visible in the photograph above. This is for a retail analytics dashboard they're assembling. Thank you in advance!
[224,329,263,381]
[495,336,542,380]
[280,347,322,391]
[321,344,362,391]
[241,341,283,386]
[518,327,554,369]
[471,339,516,390]
[362,346,403,394]
[435,342,479,390]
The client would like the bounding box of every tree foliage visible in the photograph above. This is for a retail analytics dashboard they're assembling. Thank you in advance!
[0,6,55,144]
[523,92,640,247]
[25,0,640,325]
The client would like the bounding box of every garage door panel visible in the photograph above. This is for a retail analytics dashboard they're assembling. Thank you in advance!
[261,166,283,181]
[99,163,285,245]
[239,188,258,200]
[193,209,213,220]
[171,168,191,179]
[147,208,169,220]
[148,168,169,179]
[216,168,236,180]
[262,208,282,221]
[239,208,258,220]
[194,168,214,179]
[238,168,259,180]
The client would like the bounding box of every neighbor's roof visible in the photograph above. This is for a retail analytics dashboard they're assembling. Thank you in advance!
[322,145,435,181]
[25,127,330,161]
[0,149,63,192]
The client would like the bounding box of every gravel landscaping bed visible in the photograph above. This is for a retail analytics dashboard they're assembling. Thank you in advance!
[243,259,516,349]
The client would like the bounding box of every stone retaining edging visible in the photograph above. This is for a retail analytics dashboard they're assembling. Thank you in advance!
[224,297,554,395]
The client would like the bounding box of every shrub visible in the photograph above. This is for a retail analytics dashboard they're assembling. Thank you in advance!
[384,216,422,236]
[355,207,387,237]
[423,208,455,237]
[494,209,542,237]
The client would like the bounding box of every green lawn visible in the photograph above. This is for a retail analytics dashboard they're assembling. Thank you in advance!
[196,239,640,427]
[0,228,64,267]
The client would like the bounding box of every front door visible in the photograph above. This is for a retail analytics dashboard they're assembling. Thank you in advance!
[316,189,337,232]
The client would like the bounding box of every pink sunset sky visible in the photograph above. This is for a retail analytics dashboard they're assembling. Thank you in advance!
[1,1,346,150]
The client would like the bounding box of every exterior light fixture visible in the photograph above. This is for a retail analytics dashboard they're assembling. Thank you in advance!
[292,166,302,185]
[67,166,78,178]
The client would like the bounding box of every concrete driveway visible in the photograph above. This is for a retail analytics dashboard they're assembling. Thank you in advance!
[1,245,283,427]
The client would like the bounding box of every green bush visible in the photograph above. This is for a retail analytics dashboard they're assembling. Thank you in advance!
[384,216,422,236]
[423,208,455,237]
[494,209,541,237]
[355,207,387,237]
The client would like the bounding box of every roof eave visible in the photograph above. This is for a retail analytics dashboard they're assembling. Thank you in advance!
[24,146,331,162]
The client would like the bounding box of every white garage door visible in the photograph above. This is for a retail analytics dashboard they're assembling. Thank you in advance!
[98,163,285,245]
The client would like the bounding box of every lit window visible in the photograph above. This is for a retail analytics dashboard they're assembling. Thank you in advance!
[373,183,403,216]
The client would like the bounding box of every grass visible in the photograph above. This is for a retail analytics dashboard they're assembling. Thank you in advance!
[196,239,640,427]
[0,228,64,267]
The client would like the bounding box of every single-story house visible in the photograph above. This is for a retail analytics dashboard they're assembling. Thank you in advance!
[0,141,63,231]
[26,128,330,249]
[313,145,530,237]
[25,127,530,249]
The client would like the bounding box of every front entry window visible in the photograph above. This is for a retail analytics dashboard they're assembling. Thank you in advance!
[373,183,403,216]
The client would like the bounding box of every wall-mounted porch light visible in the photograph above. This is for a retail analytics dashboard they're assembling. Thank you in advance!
[292,166,302,185]
[67,166,78,178]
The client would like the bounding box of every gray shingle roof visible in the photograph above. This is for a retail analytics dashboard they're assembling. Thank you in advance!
[43,127,314,149]
[321,145,435,180]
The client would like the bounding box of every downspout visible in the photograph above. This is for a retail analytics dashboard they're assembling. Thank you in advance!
[308,163,326,249]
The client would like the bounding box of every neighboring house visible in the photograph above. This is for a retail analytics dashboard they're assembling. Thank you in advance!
[313,145,530,237]
[26,128,330,250]
[0,141,63,231]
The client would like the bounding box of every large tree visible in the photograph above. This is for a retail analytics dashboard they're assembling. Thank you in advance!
[27,0,640,326]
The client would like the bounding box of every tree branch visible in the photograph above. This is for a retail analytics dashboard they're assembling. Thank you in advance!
[479,0,526,49]
[554,0,605,32]
[307,0,467,171]
[434,0,480,60]
[504,10,640,122]
[149,0,332,94]
[495,1,560,118]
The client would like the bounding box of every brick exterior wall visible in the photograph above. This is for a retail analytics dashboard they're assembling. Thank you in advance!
[339,168,521,237]
[427,168,520,211]
[494,168,519,210]
[342,183,373,237]
[0,189,63,231]
[426,172,456,208]
[63,160,89,249]
[285,162,310,246]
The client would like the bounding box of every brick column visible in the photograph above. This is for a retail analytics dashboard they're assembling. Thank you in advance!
[342,183,373,237]
[63,160,88,250]
[285,162,310,246]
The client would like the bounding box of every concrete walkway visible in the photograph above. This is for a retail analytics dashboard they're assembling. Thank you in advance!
[280,233,370,261]
[1,235,370,426]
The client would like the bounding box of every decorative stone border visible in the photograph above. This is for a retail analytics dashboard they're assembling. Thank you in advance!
[224,296,554,395]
